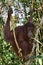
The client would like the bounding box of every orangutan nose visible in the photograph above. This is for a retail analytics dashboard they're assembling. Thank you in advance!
[28,31,33,38]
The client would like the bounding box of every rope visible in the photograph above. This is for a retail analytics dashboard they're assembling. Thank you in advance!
[13,30,22,57]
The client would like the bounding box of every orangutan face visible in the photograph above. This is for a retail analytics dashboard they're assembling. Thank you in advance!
[27,27,34,39]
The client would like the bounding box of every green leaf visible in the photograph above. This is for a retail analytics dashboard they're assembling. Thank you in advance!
[39,58,42,65]
[0,17,5,27]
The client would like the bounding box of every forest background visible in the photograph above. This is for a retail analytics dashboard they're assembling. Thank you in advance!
[0,0,43,65]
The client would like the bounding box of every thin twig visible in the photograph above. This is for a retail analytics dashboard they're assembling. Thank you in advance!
[33,38,43,47]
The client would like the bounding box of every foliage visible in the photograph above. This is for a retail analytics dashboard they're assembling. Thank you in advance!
[0,17,5,27]
[0,0,43,65]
